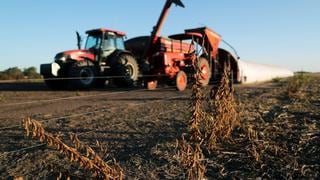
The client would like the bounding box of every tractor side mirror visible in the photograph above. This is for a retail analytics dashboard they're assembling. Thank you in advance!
[76,31,82,50]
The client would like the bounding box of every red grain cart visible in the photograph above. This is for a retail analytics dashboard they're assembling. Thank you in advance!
[126,0,239,91]
[126,27,223,91]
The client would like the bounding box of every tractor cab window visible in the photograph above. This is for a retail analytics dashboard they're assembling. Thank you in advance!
[85,35,101,50]
[116,37,125,50]
[102,34,116,51]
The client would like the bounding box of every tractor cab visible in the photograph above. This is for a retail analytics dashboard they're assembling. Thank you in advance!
[84,28,126,62]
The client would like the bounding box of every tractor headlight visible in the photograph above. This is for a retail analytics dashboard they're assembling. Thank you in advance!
[54,55,67,62]
[59,56,66,61]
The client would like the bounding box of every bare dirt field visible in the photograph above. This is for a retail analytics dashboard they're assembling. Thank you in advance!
[0,75,319,179]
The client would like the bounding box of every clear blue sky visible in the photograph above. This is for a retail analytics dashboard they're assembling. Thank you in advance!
[0,0,319,72]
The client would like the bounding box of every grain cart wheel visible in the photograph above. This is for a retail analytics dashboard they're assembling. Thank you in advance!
[68,61,97,89]
[197,57,211,86]
[113,54,139,88]
[176,71,187,91]
[43,76,66,90]
[147,80,158,90]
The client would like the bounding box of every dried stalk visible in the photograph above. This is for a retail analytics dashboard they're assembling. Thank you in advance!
[177,57,206,180]
[176,137,206,180]
[22,117,123,180]
[205,62,239,149]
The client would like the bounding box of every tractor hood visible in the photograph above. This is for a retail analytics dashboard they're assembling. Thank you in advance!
[54,49,95,62]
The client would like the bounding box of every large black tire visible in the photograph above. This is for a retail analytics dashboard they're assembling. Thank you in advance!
[197,57,211,87]
[68,61,97,89]
[43,76,66,90]
[113,54,139,88]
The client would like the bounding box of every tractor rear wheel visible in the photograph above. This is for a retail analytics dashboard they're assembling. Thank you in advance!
[197,57,211,86]
[68,61,97,89]
[176,71,187,91]
[113,54,139,88]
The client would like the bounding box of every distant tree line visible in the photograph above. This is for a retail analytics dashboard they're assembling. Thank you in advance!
[0,67,41,80]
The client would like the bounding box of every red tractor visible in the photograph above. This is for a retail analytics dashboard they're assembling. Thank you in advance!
[40,28,140,89]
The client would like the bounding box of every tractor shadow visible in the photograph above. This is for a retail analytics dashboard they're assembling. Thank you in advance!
[0,82,185,92]
[0,82,48,91]
[0,82,142,92]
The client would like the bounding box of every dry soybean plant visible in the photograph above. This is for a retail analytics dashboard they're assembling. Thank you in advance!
[176,136,206,180]
[0,93,5,102]
[205,62,239,150]
[286,72,313,99]
[244,125,261,162]
[22,117,123,180]
[176,58,241,178]
[176,57,207,180]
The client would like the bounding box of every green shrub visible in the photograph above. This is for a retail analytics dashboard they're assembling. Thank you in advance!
[287,72,313,97]
[0,67,24,80]
[0,66,41,80]
[272,77,282,83]
[23,67,41,79]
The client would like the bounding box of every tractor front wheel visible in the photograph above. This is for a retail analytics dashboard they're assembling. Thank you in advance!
[68,61,97,89]
[176,71,187,91]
